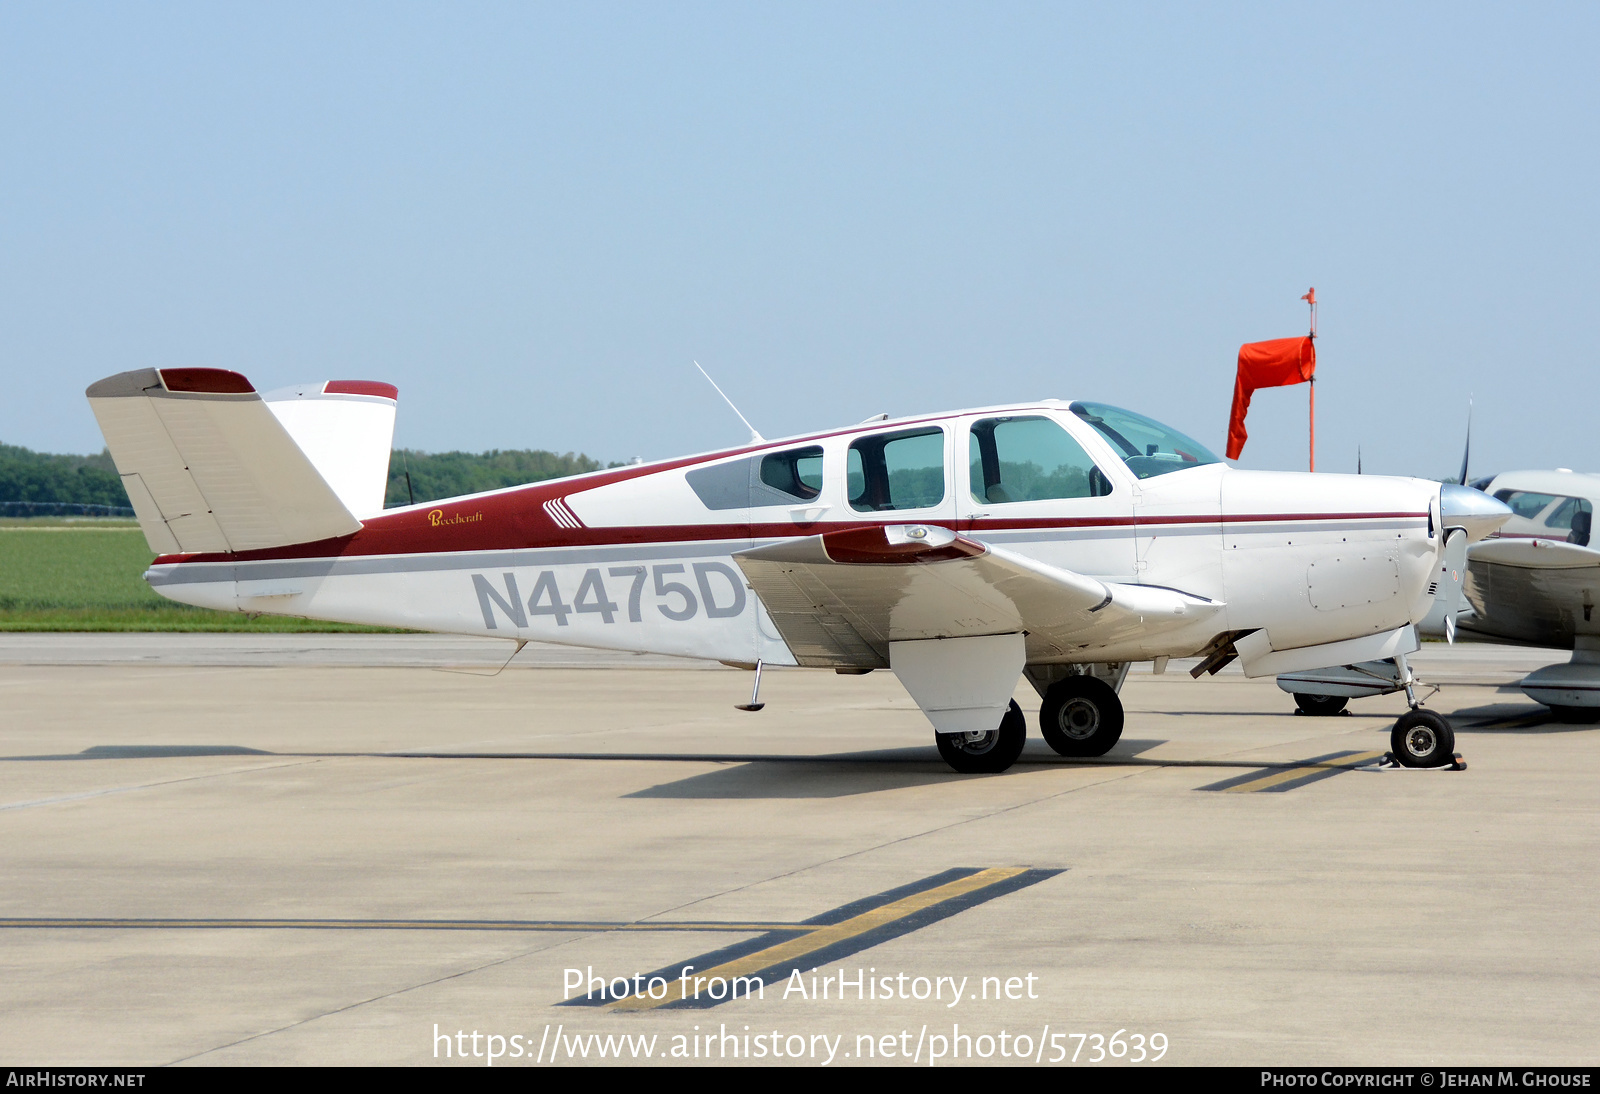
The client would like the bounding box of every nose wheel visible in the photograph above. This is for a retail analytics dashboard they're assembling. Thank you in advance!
[1390,708,1456,768]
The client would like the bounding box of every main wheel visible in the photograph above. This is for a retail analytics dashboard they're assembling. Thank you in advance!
[1039,675,1125,757]
[935,700,1027,774]
[1390,709,1456,768]
[1294,693,1349,717]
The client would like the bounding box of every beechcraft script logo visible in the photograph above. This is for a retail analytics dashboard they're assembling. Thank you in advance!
[428,509,484,528]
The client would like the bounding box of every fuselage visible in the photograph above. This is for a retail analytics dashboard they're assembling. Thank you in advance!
[146,400,1446,669]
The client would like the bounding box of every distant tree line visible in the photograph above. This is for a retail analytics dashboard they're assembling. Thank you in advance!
[385,449,606,506]
[1,442,608,511]
[0,444,128,508]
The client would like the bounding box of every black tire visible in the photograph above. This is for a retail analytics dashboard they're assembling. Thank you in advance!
[1390,709,1456,768]
[1039,675,1125,757]
[1549,705,1600,724]
[935,700,1027,774]
[1294,693,1349,717]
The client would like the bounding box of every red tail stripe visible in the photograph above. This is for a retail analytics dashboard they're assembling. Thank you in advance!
[324,380,399,400]
[160,368,255,394]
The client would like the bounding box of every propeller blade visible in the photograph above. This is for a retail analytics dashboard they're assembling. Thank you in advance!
[1444,528,1467,644]
[1458,398,1473,486]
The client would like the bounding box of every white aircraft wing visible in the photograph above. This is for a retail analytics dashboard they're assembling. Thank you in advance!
[1461,537,1600,646]
[88,368,363,555]
[1468,537,1600,568]
[734,523,1220,668]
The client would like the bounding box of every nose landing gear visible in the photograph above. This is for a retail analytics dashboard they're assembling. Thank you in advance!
[1388,653,1459,768]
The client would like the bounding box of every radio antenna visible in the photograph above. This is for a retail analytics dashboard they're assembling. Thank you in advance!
[694,361,765,444]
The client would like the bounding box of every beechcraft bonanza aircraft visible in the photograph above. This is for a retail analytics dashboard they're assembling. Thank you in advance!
[1280,468,1600,724]
[87,367,1511,774]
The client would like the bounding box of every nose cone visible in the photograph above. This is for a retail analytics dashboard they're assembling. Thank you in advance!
[1440,483,1512,541]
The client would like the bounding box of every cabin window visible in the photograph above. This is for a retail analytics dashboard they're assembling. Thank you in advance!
[1562,499,1595,546]
[685,445,826,510]
[847,428,945,512]
[968,416,1110,503]
[1492,490,1593,546]
[1493,490,1559,521]
[759,446,823,501]
[1544,496,1592,533]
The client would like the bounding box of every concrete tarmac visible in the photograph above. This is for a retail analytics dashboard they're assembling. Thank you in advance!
[0,636,1595,1067]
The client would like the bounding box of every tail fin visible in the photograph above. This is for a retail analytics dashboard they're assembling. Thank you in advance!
[261,381,397,519]
[86,368,371,555]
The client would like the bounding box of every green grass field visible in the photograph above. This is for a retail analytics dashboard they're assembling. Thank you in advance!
[0,519,397,631]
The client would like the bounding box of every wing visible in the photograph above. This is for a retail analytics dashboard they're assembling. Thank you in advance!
[1461,537,1600,646]
[734,523,1221,668]
[1468,537,1600,568]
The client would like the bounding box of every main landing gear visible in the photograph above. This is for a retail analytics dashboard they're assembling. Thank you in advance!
[1039,675,1125,757]
[1294,693,1349,717]
[934,671,1130,774]
[936,700,1027,774]
[1389,653,1457,769]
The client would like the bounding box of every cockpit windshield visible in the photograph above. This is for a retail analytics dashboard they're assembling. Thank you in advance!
[1069,402,1222,480]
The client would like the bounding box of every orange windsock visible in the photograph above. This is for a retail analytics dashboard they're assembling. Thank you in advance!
[1225,335,1316,460]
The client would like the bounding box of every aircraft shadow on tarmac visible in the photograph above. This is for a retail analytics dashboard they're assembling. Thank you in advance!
[1448,702,1600,733]
[6,744,273,761]
[623,739,1172,799]
[2,736,1434,802]
[0,739,1174,800]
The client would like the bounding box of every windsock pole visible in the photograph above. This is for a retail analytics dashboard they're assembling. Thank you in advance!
[1303,288,1317,472]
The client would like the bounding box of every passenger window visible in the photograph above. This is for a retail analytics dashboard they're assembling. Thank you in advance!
[968,416,1110,503]
[685,445,826,510]
[847,428,945,512]
[1538,496,1592,545]
[1494,490,1559,521]
[759,446,823,501]
[1543,496,1584,528]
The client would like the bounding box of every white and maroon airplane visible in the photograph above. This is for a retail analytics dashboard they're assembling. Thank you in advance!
[86,367,1507,773]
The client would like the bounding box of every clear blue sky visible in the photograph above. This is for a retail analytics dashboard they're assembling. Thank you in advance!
[3,2,1595,479]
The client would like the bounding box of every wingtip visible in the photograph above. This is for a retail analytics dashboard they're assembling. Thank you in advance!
[85,369,161,398]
